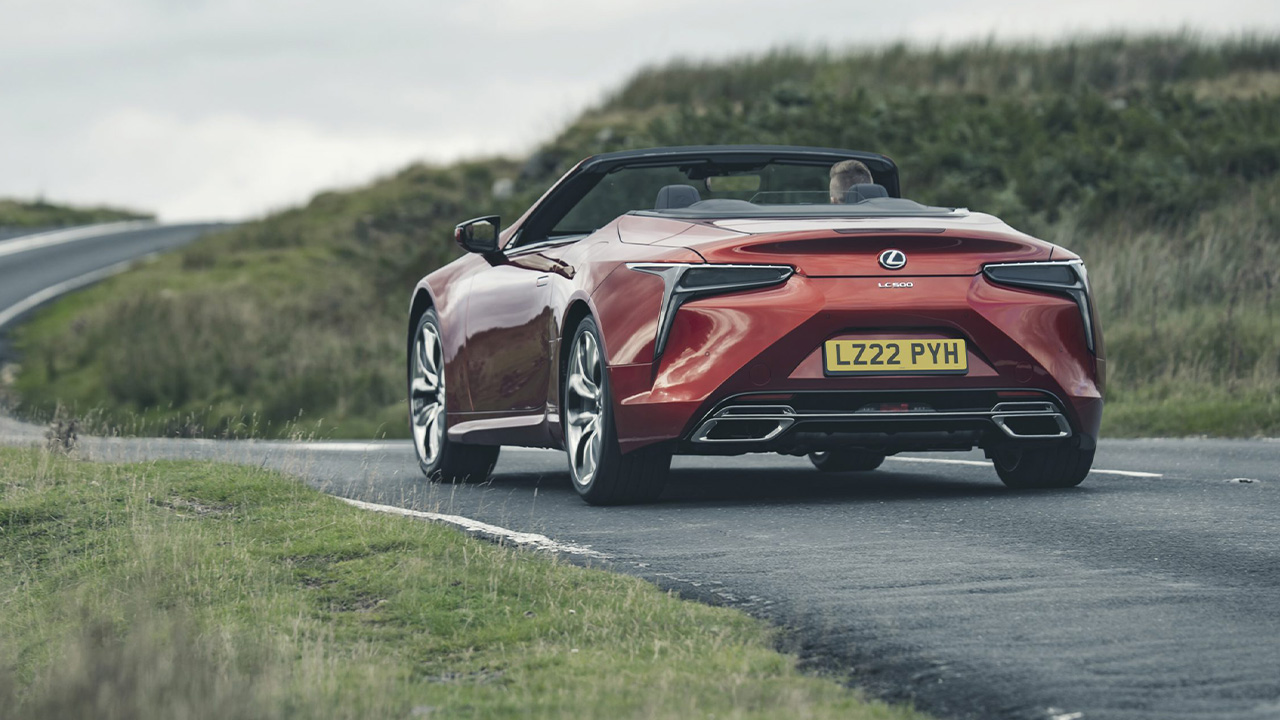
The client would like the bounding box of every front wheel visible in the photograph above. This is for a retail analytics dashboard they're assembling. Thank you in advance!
[410,310,499,483]
[563,316,670,505]
[991,440,1093,489]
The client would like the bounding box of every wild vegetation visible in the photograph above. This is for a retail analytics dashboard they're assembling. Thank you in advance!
[0,447,923,719]
[9,34,1280,437]
[0,198,151,232]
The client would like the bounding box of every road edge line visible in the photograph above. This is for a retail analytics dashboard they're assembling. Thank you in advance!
[885,455,1162,478]
[334,495,612,559]
[0,221,157,260]
[0,254,155,330]
[257,443,1163,479]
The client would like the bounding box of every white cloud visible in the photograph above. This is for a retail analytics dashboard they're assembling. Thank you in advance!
[84,110,444,220]
[902,0,1280,42]
[2,107,512,221]
[1,0,1277,221]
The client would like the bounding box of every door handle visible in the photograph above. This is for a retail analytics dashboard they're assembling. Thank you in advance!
[536,275,550,287]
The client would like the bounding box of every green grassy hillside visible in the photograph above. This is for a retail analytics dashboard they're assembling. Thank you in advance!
[9,34,1280,438]
[0,198,151,230]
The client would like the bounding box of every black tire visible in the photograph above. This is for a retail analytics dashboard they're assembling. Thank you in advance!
[808,449,886,472]
[410,310,499,483]
[992,440,1093,489]
[563,316,671,505]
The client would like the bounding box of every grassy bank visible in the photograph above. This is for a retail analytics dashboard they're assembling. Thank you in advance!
[0,447,923,719]
[0,198,151,230]
[7,34,1280,438]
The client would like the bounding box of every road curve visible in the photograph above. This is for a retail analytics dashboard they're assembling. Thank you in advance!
[2,225,1279,720]
[0,222,227,333]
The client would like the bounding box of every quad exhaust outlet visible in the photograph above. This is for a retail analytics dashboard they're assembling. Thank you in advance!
[690,399,1072,444]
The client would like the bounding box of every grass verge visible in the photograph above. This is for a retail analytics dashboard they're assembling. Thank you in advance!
[0,447,925,719]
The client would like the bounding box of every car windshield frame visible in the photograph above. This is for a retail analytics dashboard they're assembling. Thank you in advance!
[508,146,907,248]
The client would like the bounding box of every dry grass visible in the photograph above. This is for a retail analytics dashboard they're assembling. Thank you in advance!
[1047,176,1280,435]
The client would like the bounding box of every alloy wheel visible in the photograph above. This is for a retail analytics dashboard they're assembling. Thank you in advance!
[565,329,604,486]
[410,323,446,467]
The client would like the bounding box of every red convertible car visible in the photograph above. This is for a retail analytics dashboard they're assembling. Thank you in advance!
[408,146,1104,504]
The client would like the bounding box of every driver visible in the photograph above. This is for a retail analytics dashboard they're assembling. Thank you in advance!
[829,159,873,204]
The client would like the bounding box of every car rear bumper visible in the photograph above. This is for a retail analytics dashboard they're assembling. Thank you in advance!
[606,273,1103,454]
[680,388,1096,455]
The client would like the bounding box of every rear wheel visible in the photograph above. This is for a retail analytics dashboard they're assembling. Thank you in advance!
[808,449,886,472]
[410,310,499,483]
[563,316,670,505]
[992,440,1093,489]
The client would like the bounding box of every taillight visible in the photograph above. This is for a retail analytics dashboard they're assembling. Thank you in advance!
[627,263,794,358]
[983,260,1097,353]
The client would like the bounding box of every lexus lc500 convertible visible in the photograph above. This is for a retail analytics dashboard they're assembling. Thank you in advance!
[407,146,1104,504]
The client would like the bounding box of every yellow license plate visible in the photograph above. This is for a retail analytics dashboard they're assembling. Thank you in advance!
[823,339,967,375]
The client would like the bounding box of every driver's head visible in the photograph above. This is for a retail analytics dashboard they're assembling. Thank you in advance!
[829,159,873,203]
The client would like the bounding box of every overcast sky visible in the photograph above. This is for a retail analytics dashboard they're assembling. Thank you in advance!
[2,0,1277,221]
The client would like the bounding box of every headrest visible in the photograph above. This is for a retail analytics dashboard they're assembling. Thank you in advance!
[844,183,889,203]
[655,184,701,210]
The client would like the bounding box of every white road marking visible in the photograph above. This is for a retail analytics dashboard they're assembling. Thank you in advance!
[267,442,555,454]
[335,496,610,558]
[0,221,155,260]
[263,443,1164,478]
[886,455,1162,477]
[886,456,990,468]
[271,441,406,452]
[0,254,155,329]
[1087,468,1162,478]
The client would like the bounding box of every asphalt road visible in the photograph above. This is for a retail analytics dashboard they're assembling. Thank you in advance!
[2,226,1278,720]
[0,221,226,339]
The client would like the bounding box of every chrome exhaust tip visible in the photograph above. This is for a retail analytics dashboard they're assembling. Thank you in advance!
[992,412,1071,439]
[691,405,795,443]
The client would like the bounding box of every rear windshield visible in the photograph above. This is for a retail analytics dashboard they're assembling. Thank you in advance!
[550,159,952,237]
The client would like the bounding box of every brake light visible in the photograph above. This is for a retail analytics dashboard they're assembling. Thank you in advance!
[626,262,794,359]
[983,260,1097,354]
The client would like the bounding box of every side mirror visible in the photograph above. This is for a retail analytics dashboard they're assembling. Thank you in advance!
[454,216,501,254]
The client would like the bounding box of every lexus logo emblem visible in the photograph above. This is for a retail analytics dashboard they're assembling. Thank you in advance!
[879,249,907,270]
